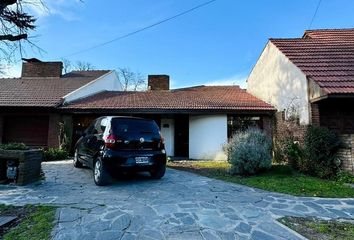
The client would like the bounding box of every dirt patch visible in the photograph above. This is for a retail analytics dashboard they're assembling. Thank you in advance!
[279,216,354,240]
[0,205,38,238]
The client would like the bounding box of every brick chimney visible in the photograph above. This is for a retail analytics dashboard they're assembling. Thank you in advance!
[21,59,63,78]
[148,75,170,90]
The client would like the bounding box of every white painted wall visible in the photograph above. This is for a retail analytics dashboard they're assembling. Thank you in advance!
[189,115,227,160]
[160,118,175,156]
[247,42,310,124]
[63,70,122,103]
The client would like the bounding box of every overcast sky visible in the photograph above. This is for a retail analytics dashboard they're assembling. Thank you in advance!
[5,0,354,88]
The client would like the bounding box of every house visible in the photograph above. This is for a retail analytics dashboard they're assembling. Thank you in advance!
[247,28,354,172]
[0,60,121,147]
[0,59,275,160]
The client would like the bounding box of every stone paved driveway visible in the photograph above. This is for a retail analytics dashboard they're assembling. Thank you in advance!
[0,161,354,240]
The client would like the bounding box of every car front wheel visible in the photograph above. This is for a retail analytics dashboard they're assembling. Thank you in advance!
[93,157,111,186]
[73,149,83,168]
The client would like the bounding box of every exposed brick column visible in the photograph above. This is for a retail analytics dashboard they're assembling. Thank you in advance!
[262,115,273,138]
[0,115,3,144]
[47,114,61,148]
[311,103,320,126]
[339,134,354,174]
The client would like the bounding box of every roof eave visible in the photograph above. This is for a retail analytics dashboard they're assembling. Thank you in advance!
[59,108,276,115]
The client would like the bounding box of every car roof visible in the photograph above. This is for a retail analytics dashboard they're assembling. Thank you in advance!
[102,116,153,121]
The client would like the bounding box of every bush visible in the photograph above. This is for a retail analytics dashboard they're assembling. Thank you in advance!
[301,125,343,179]
[0,143,29,150]
[285,141,304,170]
[43,148,68,161]
[273,117,305,165]
[226,128,272,175]
[336,171,354,184]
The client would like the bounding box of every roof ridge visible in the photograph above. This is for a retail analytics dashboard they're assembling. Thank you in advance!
[305,27,354,32]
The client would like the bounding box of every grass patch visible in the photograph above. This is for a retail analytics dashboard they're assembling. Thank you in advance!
[168,161,354,198]
[279,216,354,240]
[0,204,56,240]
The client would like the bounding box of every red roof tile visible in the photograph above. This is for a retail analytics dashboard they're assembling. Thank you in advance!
[303,28,354,40]
[0,70,110,107]
[271,28,354,94]
[62,86,275,112]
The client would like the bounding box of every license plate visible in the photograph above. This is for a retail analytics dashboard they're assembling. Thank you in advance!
[135,156,150,164]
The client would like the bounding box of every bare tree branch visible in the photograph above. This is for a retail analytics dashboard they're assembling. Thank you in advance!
[0,33,27,41]
[61,58,95,73]
[117,67,146,91]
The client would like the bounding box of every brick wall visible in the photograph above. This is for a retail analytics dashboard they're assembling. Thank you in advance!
[0,149,43,185]
[148,75,170,90]
[311,103,320,126]
[21,61,63,78]
[339,134,354,174]
[47,114,61,148]
[262,115,273,138]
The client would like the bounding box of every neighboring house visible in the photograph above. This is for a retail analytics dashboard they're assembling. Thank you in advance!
[247,28,354,172]
[0,60,122,148]
[0,60,274,160]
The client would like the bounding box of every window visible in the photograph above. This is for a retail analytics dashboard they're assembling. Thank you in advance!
[112,118,159,136]
[227,115,263,138]
[93,118,105,135]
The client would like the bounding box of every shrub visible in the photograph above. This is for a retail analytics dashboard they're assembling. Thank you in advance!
[43,148,68,161]
[336,171,354,184]
[301,125,343,179]
[273,116,305,164]
[226,128,272,175]
[285,141,304,170]
[0,143,29,150]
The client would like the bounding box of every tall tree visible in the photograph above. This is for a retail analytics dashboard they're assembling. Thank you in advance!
[62,59,95,73]
[117,67,146,91]
[0,0,42,62]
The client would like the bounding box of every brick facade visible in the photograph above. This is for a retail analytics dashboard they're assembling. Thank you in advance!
[339,134,354,174]
[47,114,61,148]
[310,103,320,126]
[0,149,43,185]
[262,115,273,137]
[21,61,63,78]
[148,75,170,90]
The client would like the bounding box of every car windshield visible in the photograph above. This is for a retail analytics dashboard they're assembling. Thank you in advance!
[111,118,159,136]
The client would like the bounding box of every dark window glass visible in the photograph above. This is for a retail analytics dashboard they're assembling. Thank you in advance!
[112,118,159,136]
[93,118,105,134]
[227,116,263,138]
[85,121,96,135]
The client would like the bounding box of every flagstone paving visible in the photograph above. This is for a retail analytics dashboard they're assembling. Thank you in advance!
[0,160,353,240]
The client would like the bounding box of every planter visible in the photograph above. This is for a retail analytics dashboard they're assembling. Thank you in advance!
[0,149,43,185]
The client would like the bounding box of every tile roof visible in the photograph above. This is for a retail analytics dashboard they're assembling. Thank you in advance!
[270,28,354,94]
[0,70,110,107]
[62,86,275,112]
[303,28,354,40]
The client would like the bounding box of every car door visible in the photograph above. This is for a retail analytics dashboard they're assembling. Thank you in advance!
[78,120,97,166]
[85,117,106,168]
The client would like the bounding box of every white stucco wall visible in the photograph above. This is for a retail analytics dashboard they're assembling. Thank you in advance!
[189,115,227,160]
[63,70,122,103]
[247,42,310,124]
[160,118,175,156]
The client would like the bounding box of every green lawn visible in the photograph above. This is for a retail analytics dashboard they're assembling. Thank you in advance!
[279,217,354,240]
[167,161,354,198]
[0,204,56,240]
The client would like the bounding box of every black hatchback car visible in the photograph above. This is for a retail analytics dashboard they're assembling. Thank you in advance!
[73,116,167,186]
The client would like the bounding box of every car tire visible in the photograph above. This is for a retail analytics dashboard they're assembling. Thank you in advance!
[150,163,166,179]
[93,157,111,186]
[73,149,83,168]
